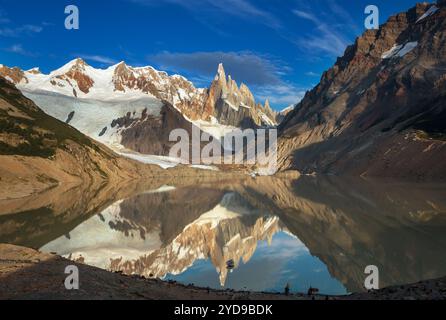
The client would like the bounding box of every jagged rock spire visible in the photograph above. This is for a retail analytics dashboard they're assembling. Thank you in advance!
[264,99,272,111]
[216,63,226,81]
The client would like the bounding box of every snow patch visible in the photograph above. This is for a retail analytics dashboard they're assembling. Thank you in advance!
[258,111,276,127]
[416,5,439,23]
[117,151,183,169]
[20,90,162,148]
[382,44,403,59]
[397,41,418,57]
[223,99,239,111]
[382,41,418,59]
[281,105,294,113]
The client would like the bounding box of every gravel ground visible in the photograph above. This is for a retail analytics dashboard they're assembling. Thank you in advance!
[1,244,445,300]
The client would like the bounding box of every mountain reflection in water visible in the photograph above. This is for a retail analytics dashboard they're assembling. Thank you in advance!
[1,176,445,295]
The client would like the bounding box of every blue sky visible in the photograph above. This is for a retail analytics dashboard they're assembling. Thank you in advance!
[0,0,431,109]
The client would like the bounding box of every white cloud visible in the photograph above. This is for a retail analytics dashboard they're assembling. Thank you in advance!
[130,0,281,29]
[292,8,351,57]
[305,71,320,77]
[149,51,286,86]
[4,44,35,56]
[148,50,306,109]
[0,24,43,37]
[75,54,118,65]
[293,10,319,23]
[0,9,10,24]
[254,83,307,107]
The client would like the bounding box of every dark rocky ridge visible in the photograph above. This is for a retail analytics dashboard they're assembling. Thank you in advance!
[278,1,446,181]
[116,101,220,158]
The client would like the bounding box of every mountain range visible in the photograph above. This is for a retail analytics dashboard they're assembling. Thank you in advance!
[277,0,446,181]
[1,0,446,181]
[0,59,277,158]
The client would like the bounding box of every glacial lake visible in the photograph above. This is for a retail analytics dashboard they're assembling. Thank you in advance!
[1,175,446,295]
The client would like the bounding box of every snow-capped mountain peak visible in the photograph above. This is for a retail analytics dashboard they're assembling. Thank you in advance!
[0,60,279,167]
[26,67,41,74]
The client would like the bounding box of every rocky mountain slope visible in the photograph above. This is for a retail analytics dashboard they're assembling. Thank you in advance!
[276,104,295,124]
[0,77,222,200]
[278,1,446,181]
[0,60,277,158]
[205,64,277,128]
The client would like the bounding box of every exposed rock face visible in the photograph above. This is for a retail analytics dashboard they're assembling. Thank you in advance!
[56,58,95,94]
[205,64,277,127]
[278,2,446,181]
[116,101,209,156]
[0,77,167,199]
[0,65,27,84]
[111,62,209,121]
[0,61,276,128]
[0,61,277,157]
[276,105,295,124]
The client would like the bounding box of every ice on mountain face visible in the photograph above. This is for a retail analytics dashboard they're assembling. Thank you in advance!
[240,102,250,109]
[258,111,276,127]
[117,151,218,171]
[20,60,159,101]
[171,74,188,81]
[382,44,404,59]
[117,152,184,169]
[13,60,269,170]
[416,5,439,23]
[281,105,294,113]
[397,41,418,57]
[21,90,163,149]
[381,41,418,59]
[223,99,239,111]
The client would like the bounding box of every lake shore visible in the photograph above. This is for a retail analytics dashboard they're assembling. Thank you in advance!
[1,244,445,300]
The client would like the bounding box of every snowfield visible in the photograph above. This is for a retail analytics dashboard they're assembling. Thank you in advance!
[12,59,272,172]
[416,5,439,23]
[21,90,163,148]
[381,41,418,59]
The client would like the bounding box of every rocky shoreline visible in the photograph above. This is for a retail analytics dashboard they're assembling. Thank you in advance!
[0,244,445,300]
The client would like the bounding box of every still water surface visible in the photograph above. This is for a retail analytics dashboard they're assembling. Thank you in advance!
[1,176,445,295]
